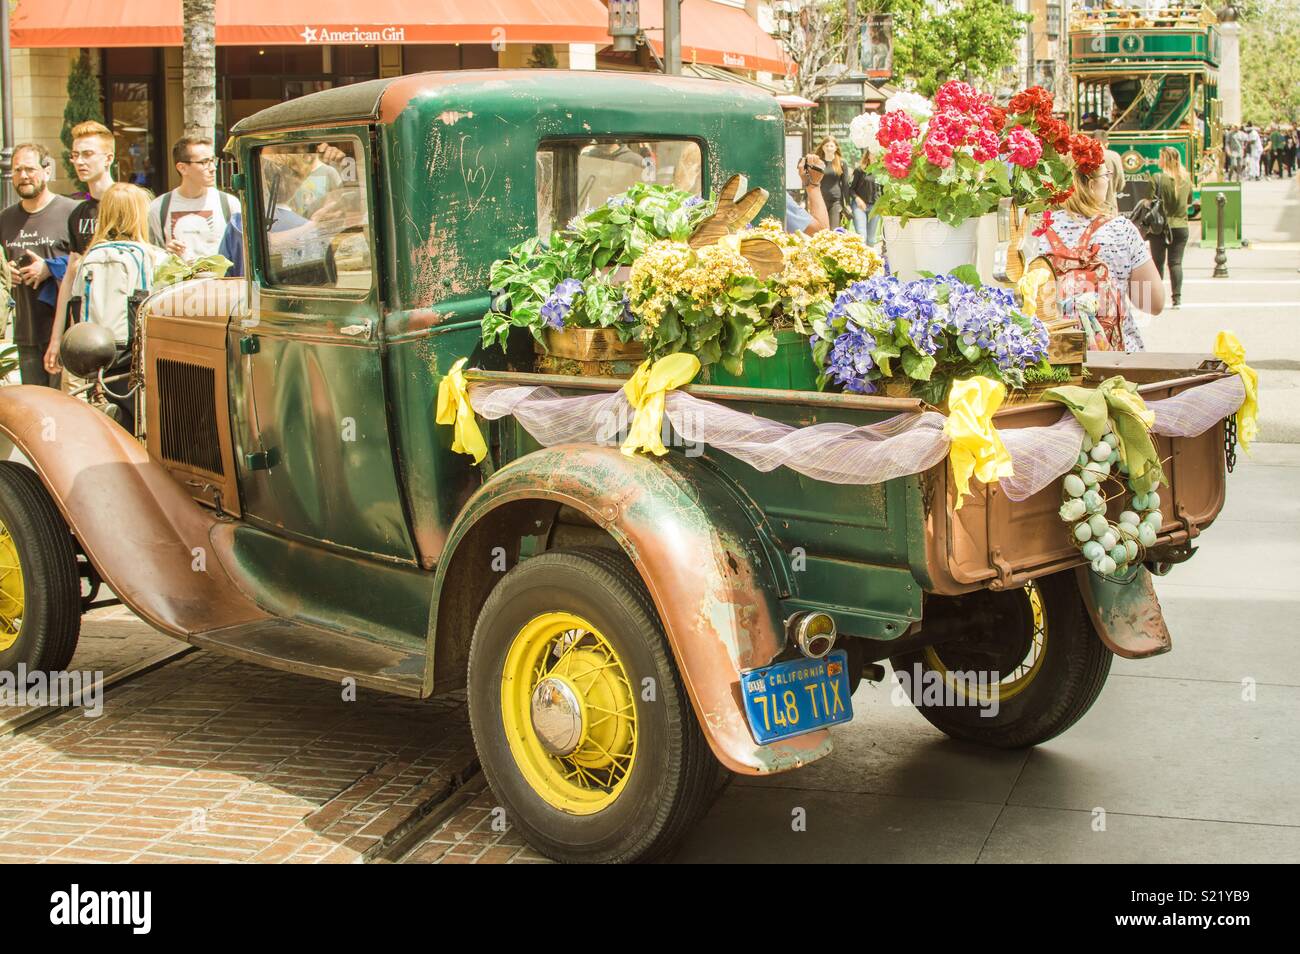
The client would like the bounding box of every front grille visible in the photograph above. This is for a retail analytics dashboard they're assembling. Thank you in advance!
[155,357,223,476]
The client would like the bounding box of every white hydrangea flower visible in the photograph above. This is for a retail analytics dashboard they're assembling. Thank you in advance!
[885,90,933,122]
[849,112,882,154]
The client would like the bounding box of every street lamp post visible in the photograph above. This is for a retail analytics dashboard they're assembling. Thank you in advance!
[1,0,15,208]
[1214,191,1229,278]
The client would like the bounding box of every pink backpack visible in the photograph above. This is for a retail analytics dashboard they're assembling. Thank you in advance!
[1041,215,1126,351]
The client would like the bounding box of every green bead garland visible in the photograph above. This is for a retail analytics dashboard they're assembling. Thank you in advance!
[1059,425,1162,578]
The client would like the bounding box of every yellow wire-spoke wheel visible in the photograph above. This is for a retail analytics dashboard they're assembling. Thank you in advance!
[0,521,25,652]
[500,612,638,815]
[922,582,1047,704]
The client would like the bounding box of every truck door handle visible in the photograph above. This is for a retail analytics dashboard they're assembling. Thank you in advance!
[339,321,373,338]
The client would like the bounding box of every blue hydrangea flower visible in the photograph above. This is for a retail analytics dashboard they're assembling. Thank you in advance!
[541,278,584,329]
[825,327,878,393]
[683,195,704,208]
[607,195,632,208]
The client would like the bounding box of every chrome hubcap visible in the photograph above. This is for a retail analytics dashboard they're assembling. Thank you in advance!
[530,677,585,756]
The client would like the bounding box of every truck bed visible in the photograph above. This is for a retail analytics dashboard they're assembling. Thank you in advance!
[475,353,1232,621]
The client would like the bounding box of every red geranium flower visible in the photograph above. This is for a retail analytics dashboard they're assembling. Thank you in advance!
[883,141,914,178]
[1005,125,1043,168]
[923,131,955,168]
[1009,85,1053,118]
[877,109,920,148]
[1047,186,1075,205]
[1032,209,1055,237]
[1069,134,1104,174]
[987,105,1007,132]
[935,80,988,116]
[972,129,1000,162]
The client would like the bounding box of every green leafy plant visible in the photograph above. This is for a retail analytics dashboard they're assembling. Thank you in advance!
[482,184,711,350]
[153,254,233,287]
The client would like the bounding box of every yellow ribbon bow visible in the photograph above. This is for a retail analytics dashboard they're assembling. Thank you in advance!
[944,376,1015,510]
[435,356,488,464]
[621,353,701,457]
[1214,330,1259,452]
[1015,267,1052,322]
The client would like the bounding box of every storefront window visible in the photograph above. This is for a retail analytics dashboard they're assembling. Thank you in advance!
[101,49,163,195]
[216,47,381,147]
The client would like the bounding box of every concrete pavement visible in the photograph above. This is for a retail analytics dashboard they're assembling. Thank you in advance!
[1139,176,1300,443]
[667,443,1300,863]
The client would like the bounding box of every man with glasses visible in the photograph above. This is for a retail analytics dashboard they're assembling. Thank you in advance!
[148,137,239,262]
[0,143,77,387]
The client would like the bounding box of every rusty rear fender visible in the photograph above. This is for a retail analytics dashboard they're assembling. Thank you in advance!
[427,444,831,776]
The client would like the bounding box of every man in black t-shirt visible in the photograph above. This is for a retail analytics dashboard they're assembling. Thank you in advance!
[47,120,117,376]
[1,143,77,387]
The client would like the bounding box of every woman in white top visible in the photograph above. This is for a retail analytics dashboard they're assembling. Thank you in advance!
[1034,149,1165,350]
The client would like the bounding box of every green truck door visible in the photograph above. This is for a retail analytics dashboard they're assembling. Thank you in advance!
[229,130,417,563]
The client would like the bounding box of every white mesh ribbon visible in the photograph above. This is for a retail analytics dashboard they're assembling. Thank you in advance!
[998,414,1088,501]
[666,392,950,484]
[467,374,1246,492]
[469,382,951,485]
[1148,375,1247,438]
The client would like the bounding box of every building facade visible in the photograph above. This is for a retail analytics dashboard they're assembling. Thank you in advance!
[8,0,786,196]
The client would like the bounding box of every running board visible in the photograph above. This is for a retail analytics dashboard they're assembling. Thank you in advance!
[191,619,426,697]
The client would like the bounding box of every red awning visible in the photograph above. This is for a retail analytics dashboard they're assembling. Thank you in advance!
[10,0,613,48]
[640,0,787,75]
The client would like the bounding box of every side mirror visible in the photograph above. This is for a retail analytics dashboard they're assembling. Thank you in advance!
[60,322,117,379]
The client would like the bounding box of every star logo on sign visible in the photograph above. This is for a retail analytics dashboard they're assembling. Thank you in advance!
[300,26,318,43]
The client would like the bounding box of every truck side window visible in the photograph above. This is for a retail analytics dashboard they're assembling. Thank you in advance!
[535,139,703,240]
[256,140,371,290]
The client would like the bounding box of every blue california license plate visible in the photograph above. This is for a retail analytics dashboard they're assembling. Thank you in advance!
[740,650,853,744]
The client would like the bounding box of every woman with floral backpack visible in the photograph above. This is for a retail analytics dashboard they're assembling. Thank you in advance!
[1031,134,1165,351]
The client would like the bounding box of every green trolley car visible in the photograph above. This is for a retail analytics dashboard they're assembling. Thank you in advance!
[1069,2,1223,208]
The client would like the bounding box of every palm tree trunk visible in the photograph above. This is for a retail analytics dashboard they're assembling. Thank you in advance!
[182,0,217,140]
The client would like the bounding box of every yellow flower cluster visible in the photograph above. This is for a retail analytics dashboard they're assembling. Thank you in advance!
[627,240,755,328]
[627,241,693,328]
[773,229,882,320]
[747,217,800,249]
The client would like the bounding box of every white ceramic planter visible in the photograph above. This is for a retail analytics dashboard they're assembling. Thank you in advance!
[882,216,979,281]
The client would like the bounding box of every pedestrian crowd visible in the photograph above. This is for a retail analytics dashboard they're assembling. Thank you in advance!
[1,122,240,396]
[1222,121,1298,182]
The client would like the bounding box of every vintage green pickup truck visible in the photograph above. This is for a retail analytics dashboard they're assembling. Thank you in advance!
[0,71,1232,863]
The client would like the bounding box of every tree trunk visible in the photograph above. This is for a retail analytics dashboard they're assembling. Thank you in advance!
[182,0,217,140]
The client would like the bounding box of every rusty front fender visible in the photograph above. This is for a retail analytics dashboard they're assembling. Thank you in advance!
[0,386,266,638]
[429,444,832,776]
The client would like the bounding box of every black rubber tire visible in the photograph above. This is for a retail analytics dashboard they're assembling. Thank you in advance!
[890,570,1112,749]
[0,463,82,674]
[467,546,720,863]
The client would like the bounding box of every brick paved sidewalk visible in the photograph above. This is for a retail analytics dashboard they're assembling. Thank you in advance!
[400,780,551,865]
[0,638,477,864]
